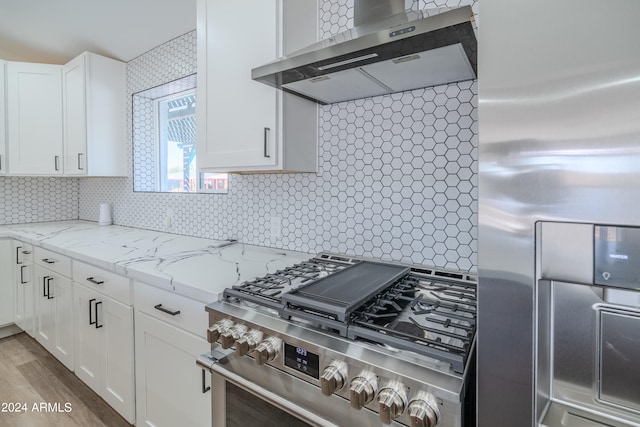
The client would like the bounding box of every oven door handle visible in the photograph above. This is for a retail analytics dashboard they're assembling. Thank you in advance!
[196,351,339,427]
[196,349,231,371]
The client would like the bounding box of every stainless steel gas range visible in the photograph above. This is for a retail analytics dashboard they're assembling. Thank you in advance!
[197,253,477,427]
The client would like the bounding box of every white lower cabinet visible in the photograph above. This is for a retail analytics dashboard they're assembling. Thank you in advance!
[13,241,34,336]
[0,240,14,327]
[135,310,211,427]
[34,265,74,370]
[8,242,215,425]
[74,282,134,423]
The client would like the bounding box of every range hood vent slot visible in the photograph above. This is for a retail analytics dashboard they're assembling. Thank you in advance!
[252,2,477,105]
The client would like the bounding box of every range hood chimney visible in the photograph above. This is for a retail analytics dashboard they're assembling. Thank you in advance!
[251,1,477,105]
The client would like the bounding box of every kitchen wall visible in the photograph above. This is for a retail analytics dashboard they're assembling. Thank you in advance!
[79,0,479,272]
[0,177,78,224]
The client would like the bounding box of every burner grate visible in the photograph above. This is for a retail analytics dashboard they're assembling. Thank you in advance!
[221,253,477,373]
[223,257,353,309]
[348,271,477,373]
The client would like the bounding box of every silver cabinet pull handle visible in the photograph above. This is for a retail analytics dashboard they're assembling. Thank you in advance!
[78,153,84,170]
[154,304,181,316]
[263,127,271,158]
[54,155,60,171]
[87,277,104,285]
[16,246,22,265]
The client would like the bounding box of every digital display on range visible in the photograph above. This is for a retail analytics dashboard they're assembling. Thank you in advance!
[284,343,320,379]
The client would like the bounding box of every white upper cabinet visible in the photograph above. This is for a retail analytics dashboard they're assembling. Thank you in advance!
[6,61,63,175]
[196,0,318,173]
[0,60,6,175]
[63,52,126,176]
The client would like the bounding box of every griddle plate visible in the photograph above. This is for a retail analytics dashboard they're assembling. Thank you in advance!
[281,261,410,322]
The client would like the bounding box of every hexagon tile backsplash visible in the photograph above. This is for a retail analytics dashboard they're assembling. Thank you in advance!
[75,0,479,272]
[0,176,78,224]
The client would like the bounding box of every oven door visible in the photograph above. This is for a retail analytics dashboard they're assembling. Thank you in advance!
[197,350,396,427]
[211,369,321,427]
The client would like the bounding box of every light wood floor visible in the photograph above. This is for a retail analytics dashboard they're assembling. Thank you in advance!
[0,332,131,427]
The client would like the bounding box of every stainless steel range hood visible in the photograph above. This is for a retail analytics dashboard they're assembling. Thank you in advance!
[251,0,477,105]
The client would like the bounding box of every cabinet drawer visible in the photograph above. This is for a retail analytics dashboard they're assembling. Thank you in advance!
[14,241,33,264]
[34,247,71,277]
[134,281,208,338]
[73,261,132,305]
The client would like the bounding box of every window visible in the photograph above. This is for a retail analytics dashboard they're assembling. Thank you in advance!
[132,74,228,193]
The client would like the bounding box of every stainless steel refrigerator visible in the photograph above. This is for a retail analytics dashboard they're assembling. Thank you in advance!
[478,1,640,426]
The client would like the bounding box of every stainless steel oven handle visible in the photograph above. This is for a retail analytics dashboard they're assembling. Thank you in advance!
[196,351,339,427]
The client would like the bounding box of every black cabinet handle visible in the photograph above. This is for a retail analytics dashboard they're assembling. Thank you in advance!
[16,246,22,265]
[95,301,103,329]
[87,277,104,285]
[89,298,96,325]
[154,304,181,316]
[20,266,27,284]
[263,127,271,158]
[22,250,31,255]
[43,276,50,297]
[42,258,56,264]
[202,369,210,394]
[46,277,54,299]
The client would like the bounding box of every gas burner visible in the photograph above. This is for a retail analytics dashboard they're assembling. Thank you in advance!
[387,320,427,339]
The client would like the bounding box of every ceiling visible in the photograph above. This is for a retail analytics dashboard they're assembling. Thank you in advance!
[0,0,196,64]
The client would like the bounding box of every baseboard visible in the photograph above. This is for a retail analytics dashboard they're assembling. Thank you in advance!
[0,324,24,339]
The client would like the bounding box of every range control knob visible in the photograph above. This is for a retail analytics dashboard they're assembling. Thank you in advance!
[207,319,234,343]
[349,371,378,410]
[235,329,264,356]
[219,324,248,349]
[319,361,347,396]
[378,382,408,425]
[254,337,282,365]
[408,392,440,427]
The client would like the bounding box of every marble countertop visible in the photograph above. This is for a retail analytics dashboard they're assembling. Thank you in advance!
[0,221,312,302]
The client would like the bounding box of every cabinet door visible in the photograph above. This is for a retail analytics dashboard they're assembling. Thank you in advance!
[197,0,279,170]
[52,274,74,370]
[63,54,87,175]
[0,240,13,326]
[135,311,211,427]
[34,266,73,370]
[34,266,56,350]
[74,283,103,392]
[13,242,34,336]
[75,283,135,423]
[14,263,32,330]
[0,60,6,175]
[62,52,127,177]
[102,294,134,423]
[6,62,63,175]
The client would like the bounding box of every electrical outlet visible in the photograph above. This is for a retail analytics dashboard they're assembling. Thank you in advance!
[164,208,174,230]
[270,216,282,239]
